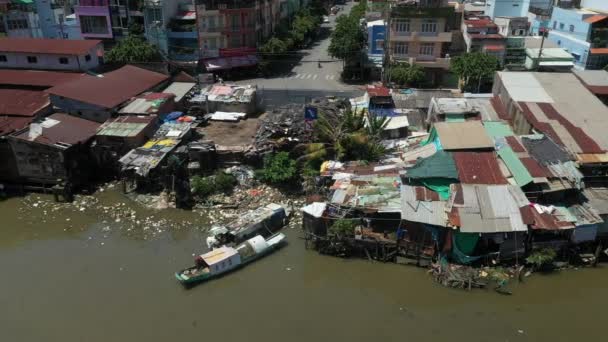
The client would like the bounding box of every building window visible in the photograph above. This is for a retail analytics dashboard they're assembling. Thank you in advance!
[209,37,217,49]
[0,55,6,62]
[229,34,241,48]
[376,39,384,51]
[27,56,37,64]
[80,15,109,35]
[7,19,28,30]
[420,43,434,55]
[394,19,410,33]
[394,42,409,55]
[559,23,564,30]
[59,57,69,64]
[421,19,437,33]
[85,54,91,62]
[146,8,163,26]
[569,25,574,33]
[553,21,557,29]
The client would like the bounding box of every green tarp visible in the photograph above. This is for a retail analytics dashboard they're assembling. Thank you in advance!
[451,232,482,265]
[420,178,454,200]
[406,150,458,180]
[445,114,465,123]
[483,121,514,138]
[497,146,533,186]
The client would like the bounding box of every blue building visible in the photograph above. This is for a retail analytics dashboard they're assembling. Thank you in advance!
[547,7,608,69]
[484,0,530,19]
[367,19,385,78]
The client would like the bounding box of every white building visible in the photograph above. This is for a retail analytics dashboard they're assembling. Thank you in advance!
[0,38,101,71]
[485,0,531,19]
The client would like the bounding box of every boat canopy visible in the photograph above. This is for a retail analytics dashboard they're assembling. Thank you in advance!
[246,235,270,254]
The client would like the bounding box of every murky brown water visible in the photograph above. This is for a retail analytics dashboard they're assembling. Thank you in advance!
[1,190,606,342]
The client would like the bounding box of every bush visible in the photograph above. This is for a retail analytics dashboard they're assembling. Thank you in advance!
[214,172,237,193]
[191,175,216,197]
[329,219,357,236]
[526,248,557,269]
[256,152,298,185]
[191,171,237,198]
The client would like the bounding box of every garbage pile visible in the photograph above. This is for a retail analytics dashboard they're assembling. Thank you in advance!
[253,97,351,153]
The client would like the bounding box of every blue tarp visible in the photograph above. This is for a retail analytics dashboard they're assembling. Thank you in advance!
[163,111,183,123]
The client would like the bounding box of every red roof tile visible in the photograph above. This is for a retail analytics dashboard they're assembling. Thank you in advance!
[0,89,50,117]
[537,102,604,154]
[506,136,526,153]
[47,65,169,109]
[584,15,608,24]
[366,85,390,97]
[0,116,34,136]
[585,85,608,95]
[520,205,575,230]
[519,157,551,178]
[453,151,508,184]
[14,113,101,146]
[0,69,84,88]
[0,38,101,55]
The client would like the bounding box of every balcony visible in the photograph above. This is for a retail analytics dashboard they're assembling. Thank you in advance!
[392,54,451,69]
[222,24,256,33]
[390,31,452,43]
[167,30,197,39]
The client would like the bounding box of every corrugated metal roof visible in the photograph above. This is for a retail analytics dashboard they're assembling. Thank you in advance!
[519,157,550,178]
[455,184,529,233]
[0,38,101,55]
[505,136,526,153]
[497,146,534,186]
[13,113,101,146]
[47,65,169,109]
[0,70,84,88]
[453,151,507,184]
[0,116,34,136]
[483,121,514,139]
[0,89,50,117]
[434,121,494,150]
[162,82,196,102]
[400,143,437,163]
[401,185,448,227]
[583,188,608,215]
[96,116,155,137]
[521,135,573,165]
[406,150,458,179]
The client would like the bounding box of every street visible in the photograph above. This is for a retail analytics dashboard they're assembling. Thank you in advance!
[235,1,359,93]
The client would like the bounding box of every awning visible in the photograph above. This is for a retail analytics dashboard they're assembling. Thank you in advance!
[539,61,574,67]
[203,55,258,71]
[175,11,196,20]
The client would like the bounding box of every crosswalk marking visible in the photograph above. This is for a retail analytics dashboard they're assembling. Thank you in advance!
[288,73,338,81]
[312,74,318,80]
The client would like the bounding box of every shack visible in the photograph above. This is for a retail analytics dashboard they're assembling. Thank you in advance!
[192,84,257,115]
[46,65,170,123]
[162,81,197,110]
[8,113,101,188]
[118,93,176,119]
[92,115,158,174]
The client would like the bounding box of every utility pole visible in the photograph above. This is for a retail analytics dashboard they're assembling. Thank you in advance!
[384,2,391,86]
[535,28,547,71]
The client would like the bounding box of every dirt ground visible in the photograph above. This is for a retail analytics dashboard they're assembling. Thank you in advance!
[199,113,266,147]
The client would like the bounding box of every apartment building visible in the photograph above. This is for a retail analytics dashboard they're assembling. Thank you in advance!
[0,38,102,71]
[484,0,530,19]
[75,0,143,42]
[494,16,529,68]
[144,0,198,62]
[0,0,75,39]
[388,0,460,84]
[195,0,285,59]
[462,13,507,65]
[547,6,608,69]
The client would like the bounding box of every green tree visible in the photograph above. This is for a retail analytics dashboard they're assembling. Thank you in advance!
[328,15,365,61]
[329,219,357,237]
[450,52,500,92]
[259,37,289,55]
[350,0,368,19]
[389,62,425,87]
[105,36,161,64]
[257,152,298,185]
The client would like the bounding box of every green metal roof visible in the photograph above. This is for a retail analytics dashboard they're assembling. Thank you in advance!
[497,147,533,186]
[406,151,458,180]
[483,121,514,139]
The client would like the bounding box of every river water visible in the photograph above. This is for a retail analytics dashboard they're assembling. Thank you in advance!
[1,190,606,342]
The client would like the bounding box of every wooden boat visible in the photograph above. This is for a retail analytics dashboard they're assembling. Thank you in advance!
[175,232,287,286]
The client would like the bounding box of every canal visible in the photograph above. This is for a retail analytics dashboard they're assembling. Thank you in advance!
[0,190,606,342]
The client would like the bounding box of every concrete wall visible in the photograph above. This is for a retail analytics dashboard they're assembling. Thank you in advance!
[49,95,113,123]
[581,0,608,12]
[485,0,530,19]
[8,138,68,183]
[0,48,100,71]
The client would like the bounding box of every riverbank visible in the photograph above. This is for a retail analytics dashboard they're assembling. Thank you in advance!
[1,193,607,341]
